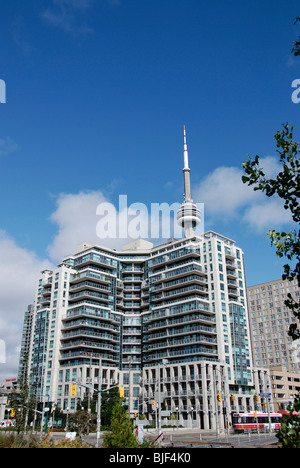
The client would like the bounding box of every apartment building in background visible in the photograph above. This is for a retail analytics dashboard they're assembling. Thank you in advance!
[247,279,300,372]
[18,304,34,386]
[270,365,300,411]
[247,278,300,411]
[18,129,272,431]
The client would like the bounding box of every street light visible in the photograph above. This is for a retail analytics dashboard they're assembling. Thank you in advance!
[190,407,194,429]
[75,378,120,447]
[157,359,168,435]
[65,407,70,432]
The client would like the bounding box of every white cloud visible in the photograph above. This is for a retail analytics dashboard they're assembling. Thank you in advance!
[0,137,18,156]
[42,0,94,36]
[243,200,293,232]
[53,0,94,9]
[47,190,146,262]
[47,190,110,262]
[193,156,293,232]
[0,231,53,382]
[257,155,283,179]
[41,0,120,36]
[193,165,261,218]
[47,190,190,263]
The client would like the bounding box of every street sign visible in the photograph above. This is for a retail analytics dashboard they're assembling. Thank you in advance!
[259,393,271,397]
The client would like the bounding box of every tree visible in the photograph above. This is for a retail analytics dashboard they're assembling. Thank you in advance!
[10,385,28,434]
[103,401,137,448]
[276,391,300,448]
[292,17,300,56]
[242,123,300,340]
[53,406,64,428]
[69,409,91,436]
[101,385,120,426]
[242,17,300,339]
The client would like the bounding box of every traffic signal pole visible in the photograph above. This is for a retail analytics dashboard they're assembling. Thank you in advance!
[213,368,220,438]
[75,368,120,448]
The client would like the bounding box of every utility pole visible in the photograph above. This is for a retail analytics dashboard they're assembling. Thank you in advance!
[157,359,168,436]
[76,376,119,448]
[96,358,102,448]
[267,397,272,433]
[158,363,161,435]
[213,368,220,438]
[128,357,132,418]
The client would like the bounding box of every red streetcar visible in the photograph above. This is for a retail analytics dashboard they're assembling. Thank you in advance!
[232,412,282,433]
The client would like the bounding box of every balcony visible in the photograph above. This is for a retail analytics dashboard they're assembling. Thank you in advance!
[68,290,110,303]
[226,270,237,279]
[149,247,200,269]
[226,259,237,269]
[147,313,216,332]
[225,248,236,260]
[70,269,111,285]
[228,288,239,298]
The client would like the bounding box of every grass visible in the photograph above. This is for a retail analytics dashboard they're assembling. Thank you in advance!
[0,432,92,448]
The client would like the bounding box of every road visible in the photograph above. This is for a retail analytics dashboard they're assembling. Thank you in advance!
[49,429,279,448]
[162,431,279,448]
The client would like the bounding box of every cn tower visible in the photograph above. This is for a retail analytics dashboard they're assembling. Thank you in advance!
[176,126,201,237]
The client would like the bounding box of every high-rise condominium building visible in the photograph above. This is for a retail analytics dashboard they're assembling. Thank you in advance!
[21,129,271,431]
[247,279,300,372]
[18,304,34,386]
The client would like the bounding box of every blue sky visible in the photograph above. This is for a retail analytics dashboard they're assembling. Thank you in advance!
[0,0,299,379]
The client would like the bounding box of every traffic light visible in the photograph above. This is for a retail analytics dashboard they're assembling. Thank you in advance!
[254,393,259,402]
[10,408,15,418]
[70,383,77,397]
[217,393,222,403]
[151,400,156,409]
[230,393,235,402]
[119,386,124,398]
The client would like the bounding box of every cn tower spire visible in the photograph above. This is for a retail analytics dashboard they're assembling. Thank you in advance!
[183,125,192,202]
[183,125,189,170]
[176,126,200,238]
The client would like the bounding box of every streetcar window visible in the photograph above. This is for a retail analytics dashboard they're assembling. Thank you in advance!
[257,417,268,423]
[271,416,281,423]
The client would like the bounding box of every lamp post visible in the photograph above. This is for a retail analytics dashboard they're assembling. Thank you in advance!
[96,358,102,448]
[213,368,220,438]
[176,406,179,430]
[65,407,69,432]
[190,407,194,429]
[157,359,168,436]
[75,375,120,448]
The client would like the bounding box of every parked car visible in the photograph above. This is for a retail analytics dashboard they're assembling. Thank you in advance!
[0,420,13,428]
